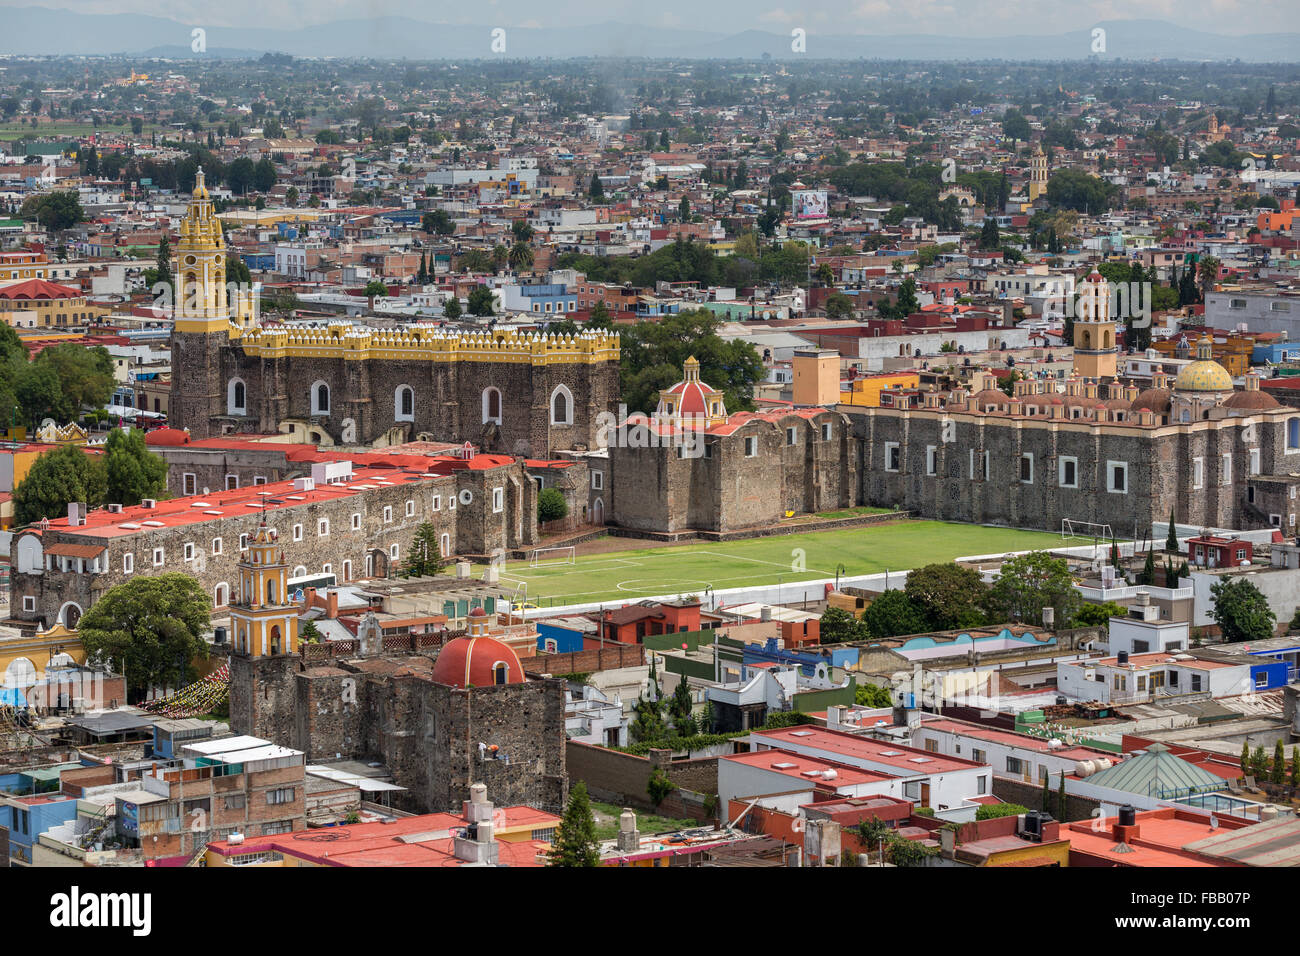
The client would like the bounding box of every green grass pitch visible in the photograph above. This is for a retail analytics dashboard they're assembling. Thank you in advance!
[483,521,1065,609]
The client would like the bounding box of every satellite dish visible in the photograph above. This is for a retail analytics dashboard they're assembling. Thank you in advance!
[1209,813,1219,829]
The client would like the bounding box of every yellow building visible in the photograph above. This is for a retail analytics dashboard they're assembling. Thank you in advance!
[0,623,86,685]
[0,279,107,329]
[839,372,921,407]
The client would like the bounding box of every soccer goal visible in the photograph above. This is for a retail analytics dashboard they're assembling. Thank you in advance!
[1061,519,1113,542]
[530,545,576,568]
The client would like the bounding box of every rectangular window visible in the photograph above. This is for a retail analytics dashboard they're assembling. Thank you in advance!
[318,519,329,536]
[292,524,303,542]
[22,596,35,612]
[266,787,296,805]
[390,543,400,559]
[212,537,222,555]
[153,548,165,567]
[123,553,134,574]
[223,794,246,810]
[240,534,249,551]
[925,445,936,477]
[1193,457,1204,489]
[183,542,195,562]
[405,500,415,518]
[182,473,196,496]
[1108,461,1128,494]
[1005,756,1023,775]
[352,512,362,529]
[591,472,603,490]
[383,506,393,523]
[253,476,266,486]
[261,821,293,836]
[1059,457,1078,489]
[492,487,504,513]
[1221,454,1232,485]
[1250,448,1261,476]
[1020,453,1033,484]
[786,427,798,446]
[885,442,900,472]
[1191,674,1203,692]
[821,422,832,441]
[744,437,757,458]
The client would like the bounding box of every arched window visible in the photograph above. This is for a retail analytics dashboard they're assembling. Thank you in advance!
[395,385,415,422]
[214,583,229,607]
[550,385,573,426]
[270,625,282,656]
[266,578,278,605]
[493,662,509,685]
[311,381,330,416]
[227,378,246,415]
[482,387,502,424]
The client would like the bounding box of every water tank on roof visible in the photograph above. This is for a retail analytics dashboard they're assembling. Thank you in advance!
[1118,805,1137,827]
[1048,738,1064,749]
[1095,758,1113,771]
[1076,760,1097,778]
[822,769,837,781]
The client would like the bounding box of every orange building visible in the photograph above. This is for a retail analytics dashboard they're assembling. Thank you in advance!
[839,371,921,407]
[593,599,702,644]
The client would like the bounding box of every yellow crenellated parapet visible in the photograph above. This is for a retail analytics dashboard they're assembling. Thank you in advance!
[234,325,620,364]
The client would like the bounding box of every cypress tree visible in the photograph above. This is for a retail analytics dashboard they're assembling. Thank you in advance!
[1273,740,1286,786]
[1165,509,1179,553]
[547,781,601,867]
[1057,772,1067,821]
[1291,746,1299,789]
[1241,740,1251,776]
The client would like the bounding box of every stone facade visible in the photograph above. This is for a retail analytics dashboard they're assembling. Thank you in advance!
[609,409,857,534]
[231,651,567,814]
[10,457,537,628]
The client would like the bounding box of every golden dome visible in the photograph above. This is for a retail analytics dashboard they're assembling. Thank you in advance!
[1174,360,1234,393]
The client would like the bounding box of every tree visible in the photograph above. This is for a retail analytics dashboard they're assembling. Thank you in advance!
[1198,255,1221,298]
[547,781,600,867]
[300,620,322,644]
[861,588,928,639]
[538,488,568,524]
[442,295,462,319]
[27,344,115,424]
[1057,771,1067,820]
[103,427,167,507]
[402,521,445,578]
[978,217,1000,250]
[1166,509,1179,553]
[285,185,299,206]
[819,607,862,644]
[1002,109,1031,143]
[363,279,388,308]
[78,573,211,702]
[1252,745,1268,780]
[19,191,85,231]
[824,292,854,319]
[252,157,277,193]
[618,309,764,415]
[508,241,534,272]
[587,300,614,330]
[854,681,893,707]
[588,173,604,199]
[1291,746,1299,789]
[467,285,495,317]
[422,210,455,236]
[1137,549,1156,587]
[225,157,256,194]
[1273,740,1286,786]
[904,562,989,631]
[1210,577,1276,644]
[1072,601,1127,627]
[987,551,1080,627]
[668,675,694,726]
[678,196,690,221]
[13,445,106,526]
[1045,169,1117,214]
[647,768,674,808]
[1241,740,1251,776]
[975,802,1029,821]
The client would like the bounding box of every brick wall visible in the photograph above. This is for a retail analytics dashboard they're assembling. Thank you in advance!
[528,643,645,675]
[992,775,1100,824]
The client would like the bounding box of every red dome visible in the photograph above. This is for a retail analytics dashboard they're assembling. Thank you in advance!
[469,606,488,617]
[662,379,712,416]
[145,427,191,446]
[430,636,523,688]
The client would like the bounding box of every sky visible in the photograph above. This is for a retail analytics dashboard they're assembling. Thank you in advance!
[8,0,1300,37]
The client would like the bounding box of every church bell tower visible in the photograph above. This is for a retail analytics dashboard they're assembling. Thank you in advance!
[229,522,299,658]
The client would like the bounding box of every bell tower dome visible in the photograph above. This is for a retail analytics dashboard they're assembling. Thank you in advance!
[229,522,299,658]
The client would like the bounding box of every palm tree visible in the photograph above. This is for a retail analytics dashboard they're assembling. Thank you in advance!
[508,241,534,272]
[491,244,508,274]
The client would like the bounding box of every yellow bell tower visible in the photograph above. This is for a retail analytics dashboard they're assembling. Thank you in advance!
[1072,269,1118,381]
[1028,143,1048,202]
[173,168,233,334]
[229,522,299,658]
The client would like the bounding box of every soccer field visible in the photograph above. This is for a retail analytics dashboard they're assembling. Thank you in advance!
[487,521,1064,608]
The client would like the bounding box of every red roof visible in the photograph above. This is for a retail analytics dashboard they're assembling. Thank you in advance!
[0,278,81,300]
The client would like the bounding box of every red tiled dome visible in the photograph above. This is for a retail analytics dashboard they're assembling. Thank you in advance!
[1130,388,1172,414]
[145,427,191,446]
[1221,390,1280,410]
[430,636,523,688]
[469,606,488,617]
[661,378,712,416]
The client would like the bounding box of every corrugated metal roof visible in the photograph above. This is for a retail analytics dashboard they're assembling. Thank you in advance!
[1086,743,1224,796]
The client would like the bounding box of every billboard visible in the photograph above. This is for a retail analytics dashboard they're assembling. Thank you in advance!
[793,190,828,219]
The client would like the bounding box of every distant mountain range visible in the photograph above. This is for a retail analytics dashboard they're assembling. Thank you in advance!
[5,8,1299,61]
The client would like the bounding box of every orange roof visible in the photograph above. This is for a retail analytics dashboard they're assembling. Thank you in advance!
[0,278,82,300]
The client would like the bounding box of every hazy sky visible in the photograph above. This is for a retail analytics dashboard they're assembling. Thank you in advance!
[10,0,1300,35]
